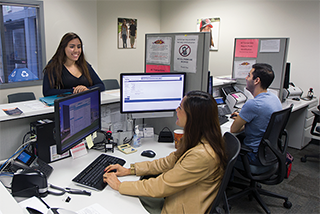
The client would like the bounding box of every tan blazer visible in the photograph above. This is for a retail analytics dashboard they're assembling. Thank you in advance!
[119,140,224,214]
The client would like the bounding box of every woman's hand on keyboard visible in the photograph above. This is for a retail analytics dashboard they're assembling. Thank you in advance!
[103,172,121,191]
[104,164,130,177]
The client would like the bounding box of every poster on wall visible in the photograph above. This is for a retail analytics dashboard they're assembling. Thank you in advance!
[197,17,220,51]
[118,18,137,49]
[173,35,198,73]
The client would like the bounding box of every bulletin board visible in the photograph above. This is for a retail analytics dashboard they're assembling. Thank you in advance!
[144,32,210,134]
[232,38,289,101]
[145,32,210,93]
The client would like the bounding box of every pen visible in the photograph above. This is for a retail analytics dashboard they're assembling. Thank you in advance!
[65,187,91,196]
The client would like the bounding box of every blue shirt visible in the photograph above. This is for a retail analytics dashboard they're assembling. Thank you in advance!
[239,92,282,152]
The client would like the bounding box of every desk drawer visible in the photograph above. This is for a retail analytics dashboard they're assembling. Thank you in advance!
[304,127,312,147]
[305,116,314,128]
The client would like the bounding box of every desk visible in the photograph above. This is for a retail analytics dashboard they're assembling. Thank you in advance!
[1,137,175,214]
[0,90,120,161]
[282,98,318,149]
[0,97,317,213]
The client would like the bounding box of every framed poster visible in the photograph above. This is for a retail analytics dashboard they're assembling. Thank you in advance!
[118,18,137,49]
[197,17,220,51]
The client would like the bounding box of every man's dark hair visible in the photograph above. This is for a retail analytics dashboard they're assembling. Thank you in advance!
[252,63,275,89]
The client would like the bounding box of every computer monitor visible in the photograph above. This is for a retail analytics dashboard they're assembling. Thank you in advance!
[283,62,290,89]
[120,72,186,118]
[54,87,101,154]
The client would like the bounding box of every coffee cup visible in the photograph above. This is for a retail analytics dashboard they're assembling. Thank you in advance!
[174,129,184,149]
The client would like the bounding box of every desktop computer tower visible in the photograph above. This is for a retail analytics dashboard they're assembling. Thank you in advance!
[30,119,70,163]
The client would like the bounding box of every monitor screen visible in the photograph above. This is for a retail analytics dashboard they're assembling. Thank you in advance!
[54,87,101,154]
[120,72,186,114]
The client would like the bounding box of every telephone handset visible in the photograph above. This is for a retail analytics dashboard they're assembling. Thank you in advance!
[11,150,53,178]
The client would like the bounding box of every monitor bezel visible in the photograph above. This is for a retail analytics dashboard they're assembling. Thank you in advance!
[54,87,101,154]
[120,72,186,114]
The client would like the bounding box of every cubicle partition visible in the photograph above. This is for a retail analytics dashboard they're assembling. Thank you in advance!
[143,32,210,134]
[232,38,290,101]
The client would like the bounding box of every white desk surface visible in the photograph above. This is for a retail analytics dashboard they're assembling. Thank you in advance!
[0,91,316,213]
[0,90,120,122]
[0,180,25,214]
[282,98,316,112]
[5,137,174,214]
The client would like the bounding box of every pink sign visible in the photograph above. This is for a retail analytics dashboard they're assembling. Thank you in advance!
[146,64,171,73]
[235,39,259,58]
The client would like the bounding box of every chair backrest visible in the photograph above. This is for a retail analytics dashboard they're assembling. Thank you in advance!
[209,132,240,214]
[7,92,36,103]
[102,79,120,90]
[310,105,320,136]
[257,105,293,184]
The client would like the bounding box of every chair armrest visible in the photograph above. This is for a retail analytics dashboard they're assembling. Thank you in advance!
[311,110,320,136]
[312,110,320,117]
[239,144,253,155]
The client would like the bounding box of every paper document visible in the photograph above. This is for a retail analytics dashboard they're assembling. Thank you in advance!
[78,203,113,214]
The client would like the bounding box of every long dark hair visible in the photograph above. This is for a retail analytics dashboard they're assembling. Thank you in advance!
[43,32,92,89]
[176,90,227,169]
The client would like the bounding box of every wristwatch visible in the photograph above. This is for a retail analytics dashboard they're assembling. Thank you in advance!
[130,164,136,175]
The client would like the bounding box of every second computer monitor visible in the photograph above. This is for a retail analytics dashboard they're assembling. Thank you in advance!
[120,72,186,115]
[54,87,101,154]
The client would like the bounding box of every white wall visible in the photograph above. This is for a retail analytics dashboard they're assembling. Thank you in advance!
[0,0,319,102]
[96,0,161,80]
[160,0,320,97]
[0,0,98,103]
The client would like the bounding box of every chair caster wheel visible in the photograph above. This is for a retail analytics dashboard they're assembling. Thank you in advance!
[300,156,307,162]
[283,200,292,209]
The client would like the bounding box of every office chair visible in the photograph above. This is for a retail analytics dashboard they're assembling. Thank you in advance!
[102,79,120,90]
[228,105,293,214]
[301,105,320,162]
[209,132,240,214]
[7,92,36,103]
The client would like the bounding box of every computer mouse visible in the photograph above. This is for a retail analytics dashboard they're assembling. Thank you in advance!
[47,208,77,214]
[230,114,237,119]
[141,150,156,158]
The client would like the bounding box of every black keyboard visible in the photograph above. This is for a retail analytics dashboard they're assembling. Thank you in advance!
[72,154,126,191]
[219,115,229,125]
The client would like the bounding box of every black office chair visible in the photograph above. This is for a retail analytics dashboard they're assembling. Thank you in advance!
[102,79,120,90]
[209,132,240,214]
[7,92,36,103]
[301,105,320,162]
[228,105,293,214]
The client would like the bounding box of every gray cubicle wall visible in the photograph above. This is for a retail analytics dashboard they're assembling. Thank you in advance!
[232,38,289,101]
[143,32,210,134]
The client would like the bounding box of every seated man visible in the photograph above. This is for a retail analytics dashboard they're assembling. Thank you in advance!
[230,63,282,165]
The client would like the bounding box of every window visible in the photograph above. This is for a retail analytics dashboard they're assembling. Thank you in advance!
[0,1,45,89]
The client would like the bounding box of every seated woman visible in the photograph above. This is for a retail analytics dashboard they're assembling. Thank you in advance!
[42,32,105,96]
[103,90,227,214]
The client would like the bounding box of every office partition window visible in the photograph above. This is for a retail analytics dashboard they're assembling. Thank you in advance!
[0,1,46,89]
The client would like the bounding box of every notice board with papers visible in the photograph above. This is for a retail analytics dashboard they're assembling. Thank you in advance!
[232,38,289,101]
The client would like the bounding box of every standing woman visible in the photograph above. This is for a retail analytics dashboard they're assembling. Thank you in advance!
[121,19,128,48]
[103,91,227,214]
[42,32,105,97]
